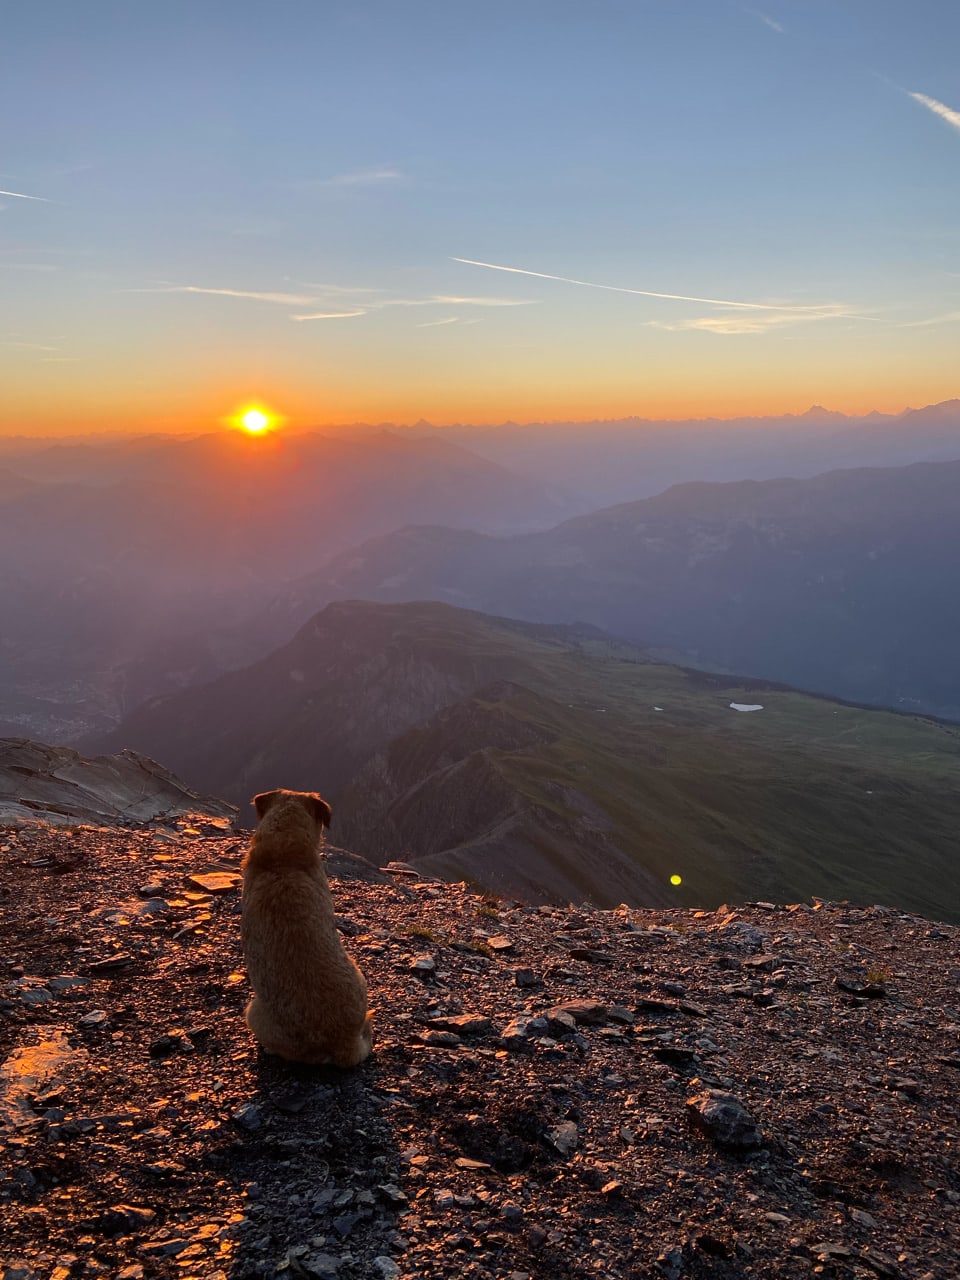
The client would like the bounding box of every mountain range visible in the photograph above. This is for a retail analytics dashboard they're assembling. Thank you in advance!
[345,398,960,506]
[284,459,960,719]
[3,401,959,742]
[88,599,960,921]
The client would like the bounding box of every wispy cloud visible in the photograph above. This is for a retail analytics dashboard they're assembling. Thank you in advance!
[1,341,60,351]
[452,256,843,314]
[317,168,403,187]
[416,317,461,328]
[647,304,861,335]
[746,9,784,34]
[898,309,960,329]
[371,294,534,309]
[140,277,533,323]
[290,309,367,321]
[295,282,386,295]
[139,284,317,305]
[0,188,51,202]
[910,92,960,134]
[430,295,534,307]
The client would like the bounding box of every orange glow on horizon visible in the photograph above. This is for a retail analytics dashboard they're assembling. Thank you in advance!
[3,366,956,437]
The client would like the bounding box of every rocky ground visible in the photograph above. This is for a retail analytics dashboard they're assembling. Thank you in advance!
[1,821,959,1280]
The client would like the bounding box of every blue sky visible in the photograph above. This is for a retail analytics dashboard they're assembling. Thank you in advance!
[2,0,959,431]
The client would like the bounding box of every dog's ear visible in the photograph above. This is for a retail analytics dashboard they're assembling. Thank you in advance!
[253,789,283,819]
[308,793,332,828]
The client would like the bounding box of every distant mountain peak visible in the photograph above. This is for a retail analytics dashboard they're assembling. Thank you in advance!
[799,405,850,423]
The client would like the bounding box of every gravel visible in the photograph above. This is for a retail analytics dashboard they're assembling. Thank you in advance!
[2,820,960,1279]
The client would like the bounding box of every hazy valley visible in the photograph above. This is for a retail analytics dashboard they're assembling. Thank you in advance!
[3,400,960,743]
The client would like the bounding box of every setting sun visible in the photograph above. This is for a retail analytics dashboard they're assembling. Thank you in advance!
[224,403,284,436]
[240,408,270,434]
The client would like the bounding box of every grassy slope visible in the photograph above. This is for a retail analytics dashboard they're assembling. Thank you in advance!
[375,621,960,919]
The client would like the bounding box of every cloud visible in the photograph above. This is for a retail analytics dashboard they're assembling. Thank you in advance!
[0,188,51,202]
[899,309,960,329]
[746,9,784,34]
[430,295,535,307]
[134,277,533,327]
[318,168,403,187]
[416,317,461,328]
[452,256,845,314]
[910,92,960,134]
[290,309,367,321]
[141,285,317,305]
[295,282,386,295]
[647,303,865,335]
[371,294,533,309]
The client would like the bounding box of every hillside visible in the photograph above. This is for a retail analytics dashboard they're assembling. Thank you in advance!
[89,601,960,922]
[287,460,960,719]
[2,820,958,1279]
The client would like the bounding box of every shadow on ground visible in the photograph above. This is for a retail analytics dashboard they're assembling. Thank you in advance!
[221,1049,403,1280]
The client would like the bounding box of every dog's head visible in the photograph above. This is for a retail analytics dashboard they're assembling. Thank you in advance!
[253,788,332,830]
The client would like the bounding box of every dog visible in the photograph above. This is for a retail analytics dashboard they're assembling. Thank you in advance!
[241,788,373,1067]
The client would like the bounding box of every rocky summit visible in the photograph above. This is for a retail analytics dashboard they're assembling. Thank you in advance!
[2,822,959,1280]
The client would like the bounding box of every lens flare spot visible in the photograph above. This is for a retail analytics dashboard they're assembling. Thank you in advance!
[670,874,683,887]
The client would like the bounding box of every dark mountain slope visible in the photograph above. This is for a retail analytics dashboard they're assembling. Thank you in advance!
[87,603,596,800]
[89,600,960,920]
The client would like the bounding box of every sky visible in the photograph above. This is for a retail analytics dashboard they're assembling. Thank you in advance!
[2,0,959,435]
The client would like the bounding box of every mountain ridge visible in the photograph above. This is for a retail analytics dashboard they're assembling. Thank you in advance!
[286,460,960,720]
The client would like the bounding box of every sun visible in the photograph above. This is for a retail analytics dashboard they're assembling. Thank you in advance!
[240,407,270,434]
[225,403,284,436]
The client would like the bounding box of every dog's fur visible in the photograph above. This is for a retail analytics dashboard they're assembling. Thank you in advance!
[241,788,373,1067]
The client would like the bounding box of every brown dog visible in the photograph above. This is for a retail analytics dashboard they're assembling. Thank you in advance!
[241,788,373,1067]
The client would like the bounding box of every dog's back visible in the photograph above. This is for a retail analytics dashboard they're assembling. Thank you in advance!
[241,789,372,1067]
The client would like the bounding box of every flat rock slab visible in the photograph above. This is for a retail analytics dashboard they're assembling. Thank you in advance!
[186,872,240,894]
[425,1014,494,1036]
[545,1000,609,1025]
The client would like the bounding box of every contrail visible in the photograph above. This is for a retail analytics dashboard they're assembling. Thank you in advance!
[910,91,960,134]
[452,257,826,312]
[0,188,51,202]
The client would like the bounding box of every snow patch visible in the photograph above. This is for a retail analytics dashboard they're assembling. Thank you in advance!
[730,702,764,713]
